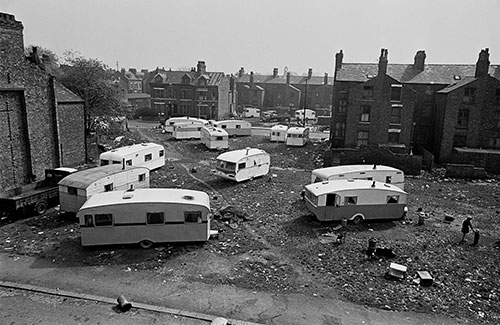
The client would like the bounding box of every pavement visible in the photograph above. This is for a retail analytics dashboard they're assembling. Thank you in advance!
[0,253,467,325]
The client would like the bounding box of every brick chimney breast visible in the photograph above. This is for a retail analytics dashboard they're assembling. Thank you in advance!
[197,61,206,75]
[324,73,328,85]
[238,67,245,78]
[308,68,312,79]
[273,68,278,78]
[378,48,388,76]
[414,50,426,71]
[335,50,344,71]
[250,71,254,87]
[286,72,290,85]
[475,48,490,78]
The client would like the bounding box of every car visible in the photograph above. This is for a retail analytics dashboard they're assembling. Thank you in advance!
[261,110,278,122]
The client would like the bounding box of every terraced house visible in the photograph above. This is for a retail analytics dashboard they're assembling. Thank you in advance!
[331,48,500,172]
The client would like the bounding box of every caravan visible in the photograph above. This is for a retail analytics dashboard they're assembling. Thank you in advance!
[211,119,252,137]
[58,164,150,214]
[99,143,165,170]
[77,188,212,248]
[286,127,309,146]
[172,123,203,140]
[201,126,229,150]
[243,107,261,118]
[213,148,270,182]
[270,125,288,142]
[304,179,408,223]
[311,164,405,189]
[295,109,317,124]
[164,116,209,133]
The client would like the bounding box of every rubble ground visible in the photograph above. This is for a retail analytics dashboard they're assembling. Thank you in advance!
[1,127,500,324]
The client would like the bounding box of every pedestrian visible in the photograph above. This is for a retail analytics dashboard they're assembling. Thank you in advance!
[460,216,474,243]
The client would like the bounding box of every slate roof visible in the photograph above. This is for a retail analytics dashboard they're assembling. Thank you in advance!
[54,81,83,103]
[437,77,477,94]
[152,69,226,86]
[336,63,500,85]
[237,74,333,86]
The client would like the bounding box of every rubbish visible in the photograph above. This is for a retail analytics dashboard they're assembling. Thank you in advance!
[374,247,396,259]
[444,214,455,222]
[385,262,407,280]
[418,212,425,225]
[417,271,433,286]
[117,295,132,312]
[472,231,480,246]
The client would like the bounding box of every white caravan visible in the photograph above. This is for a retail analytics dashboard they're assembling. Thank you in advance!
[243,107,261,118]
[201,126,229,150]
[77,188,211,248]
[311,164,405,189]
[211,119,252,137]
[172,123,203,140]
[270,125,288,142]
[58,164,150,214]
[99,143,165,170]
[164,116,209,133]
[213,148,270,182]
[295,109,317,124]
[304,179,408,223]
[286,127,309,146]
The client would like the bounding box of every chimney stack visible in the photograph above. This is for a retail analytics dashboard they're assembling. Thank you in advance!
[335,50,343,71]
[307,68,312,79]
[475,48,490,78]
[196,61,206,75]
[129,68,137,75]
[273,68,278,78]
[414,50,426,71]
[324,73,329,85]
[250,71,254,87]
[238,67,245,78]
[378,48,388,76]
[286,72,291,85]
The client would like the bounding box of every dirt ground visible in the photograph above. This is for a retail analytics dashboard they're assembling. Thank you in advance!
[1,126,500,324]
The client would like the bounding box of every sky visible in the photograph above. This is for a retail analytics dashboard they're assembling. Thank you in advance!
[2,0,500,76]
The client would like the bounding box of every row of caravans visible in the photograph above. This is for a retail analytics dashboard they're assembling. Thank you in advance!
[304,165,407,224]
[164,117,252,139]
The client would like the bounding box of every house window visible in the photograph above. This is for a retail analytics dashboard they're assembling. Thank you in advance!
[357,131,369,146]
[153,88,163,98]
[147,212,164,224]
[185,211,201,223]
[463,87,476,103]
[387,195,399,203]
[453,134,467,147]
[334,122,345,137]
[104,183,113,192]
[457,109,470,128]
[345,196,357,205]
[388,132,400,144]
[145,153,152,161]
[198,92,207,100]
[360,105,370,122]
[94,214,113,227]
[362,86,373,99]
[138,173,146,182]
[390,85,402,101]
[338,99,347,113]
[390,105,402,124]
[68,187,77,195]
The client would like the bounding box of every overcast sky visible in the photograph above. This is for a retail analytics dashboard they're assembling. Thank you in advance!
[3,0,500,76]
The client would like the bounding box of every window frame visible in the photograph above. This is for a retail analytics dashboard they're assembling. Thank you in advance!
[184,211,202,223]
[94,213,113,227]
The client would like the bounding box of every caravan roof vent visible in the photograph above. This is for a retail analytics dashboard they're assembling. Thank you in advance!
[123,192,134,199]
[182,195,194,201]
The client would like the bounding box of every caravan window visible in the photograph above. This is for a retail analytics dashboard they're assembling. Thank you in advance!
[145,153,152,162]
[147,212,164,224]
[68,187,77,195]
[216,136,223,140]
[236,125,241,129]
[159,150,164,157]
[238,162,246,170]
[112,160,121,164]
[386,176,392,183]
[185,211,201,223]
[326,194,336,206]
[84,215,93,227]
[104,183,113,192]
[95,214,113,226]
[387,195,399,204]
[221,125,227,129]
[126,159,132,166]
[100,160,109,166]
[345,196,357,205]
[138,173,146,182]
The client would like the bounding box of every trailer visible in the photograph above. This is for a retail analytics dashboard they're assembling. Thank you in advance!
[58,164,150,214]
[99,143,165,170]
[243,107,261,118]
[304,179,408,223]
[172,123,203,140]
[295,109,317,124]
[201,126,229,150]
[213,148,270,182]
[286,127,309,146]
[164,116,209,133]
[270,125,288,142]
[0,168,77,218]
[311,164,405,189]
[211,119,252,137]
[77,188,212,248]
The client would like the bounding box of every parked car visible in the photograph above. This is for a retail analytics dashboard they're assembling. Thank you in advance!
[262,110,278,122]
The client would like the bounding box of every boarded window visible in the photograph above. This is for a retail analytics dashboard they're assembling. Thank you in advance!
[185,211,201,223]
[95,214,113,226]
[147,212,164,224]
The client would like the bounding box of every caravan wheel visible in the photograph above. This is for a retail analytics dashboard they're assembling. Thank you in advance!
[352,214,364,225]
[35,201,48,215]
[139,240,153,249]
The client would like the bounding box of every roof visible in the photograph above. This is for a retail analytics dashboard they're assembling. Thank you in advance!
[453,147,500,155]
[213,119,251,126]
[305,179,407,196]
[336,63,500,84]
[216,148,269,163]
[202,126,228,136]
[80,189,210,210]
[59,165,149,188]
[54,81,83,103]
[126,93,151,100]
[271,125,288,131]
[436,77,477,94]
[151,69,226,86]
[100,143,164,159]
[286,127,308,134]
[312,164,403,178]
[237,74,333,86]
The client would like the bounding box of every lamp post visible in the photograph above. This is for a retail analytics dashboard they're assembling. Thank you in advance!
[303,77,308,127]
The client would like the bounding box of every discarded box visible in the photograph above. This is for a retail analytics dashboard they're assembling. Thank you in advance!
[417,271,433,286]
[388,262,407,279]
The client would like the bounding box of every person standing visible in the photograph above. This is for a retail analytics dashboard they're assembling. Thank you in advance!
[460,216,474,243]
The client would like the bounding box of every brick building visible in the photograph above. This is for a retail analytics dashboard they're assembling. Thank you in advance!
[111,68,151,113]
[145,61,232,121]
[236,67,333,116]
[0,12,85,191]
[331,48,500,163]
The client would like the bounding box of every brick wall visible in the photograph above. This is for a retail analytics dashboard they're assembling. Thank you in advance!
[56,102,86,166]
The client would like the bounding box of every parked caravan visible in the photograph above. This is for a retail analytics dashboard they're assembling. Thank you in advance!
[286,127,309,146]
[211,119,252,137]
[201,126,229,150]
[172,123,203,140]
[99,143,165,170]
[270,125,288,142]
[311,164,405,189]
[77,188,211,248]
[243,107,261,118]
[213,148,270,182]
[304,179,408,223]
[164,116,209,133]
[295,109,317,124]
[58,165,150,214]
